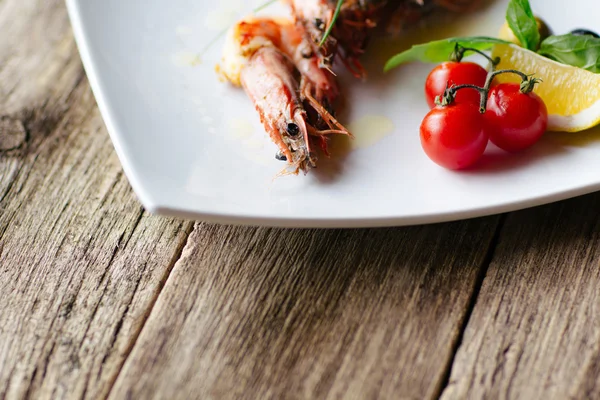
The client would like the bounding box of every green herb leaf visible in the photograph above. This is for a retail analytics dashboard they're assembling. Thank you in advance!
[539,34,600,73]
[506,0,540,50]
[384,37,510,72]
[320,0,344,47]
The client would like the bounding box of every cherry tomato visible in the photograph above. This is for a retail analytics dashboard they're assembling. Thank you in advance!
[420,103,489,170]
[485,83,548,152]
[425,62,488,109]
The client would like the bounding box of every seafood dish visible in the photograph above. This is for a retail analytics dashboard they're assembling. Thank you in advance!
[218,0,480,175]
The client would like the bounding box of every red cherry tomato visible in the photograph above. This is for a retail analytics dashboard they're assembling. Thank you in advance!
[425,62,488,109]
[485,83,548,152]
[420,103,489,170]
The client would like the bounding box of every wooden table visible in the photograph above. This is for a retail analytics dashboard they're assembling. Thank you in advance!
[2,1,599,399]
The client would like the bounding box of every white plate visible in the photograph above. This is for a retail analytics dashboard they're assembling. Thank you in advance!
[66,0,600,228]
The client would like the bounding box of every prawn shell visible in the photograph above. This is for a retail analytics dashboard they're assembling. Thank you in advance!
[240,46,312,172]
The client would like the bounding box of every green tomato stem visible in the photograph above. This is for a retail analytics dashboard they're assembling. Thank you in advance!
[452,45,501,68]
[443,69,540,113]
[440,84,486,109]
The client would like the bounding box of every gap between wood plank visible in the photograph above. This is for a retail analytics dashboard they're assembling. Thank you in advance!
[433,214,507,400]
[100,221,196,400]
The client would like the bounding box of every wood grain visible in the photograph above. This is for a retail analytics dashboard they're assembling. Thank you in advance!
[0,0,193,398]
[110,219,499,400]
[441,193,600,400]
[5,1,600,399]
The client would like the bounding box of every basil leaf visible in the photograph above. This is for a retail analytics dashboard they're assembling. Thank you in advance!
[506,0,540,50]
[539,34,600,73]
[384,37,510,72]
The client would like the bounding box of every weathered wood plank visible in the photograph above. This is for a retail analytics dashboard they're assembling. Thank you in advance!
[110,218,499,400]
[441,193,600,400]
[0,0,194,398]
[0,0,83,202]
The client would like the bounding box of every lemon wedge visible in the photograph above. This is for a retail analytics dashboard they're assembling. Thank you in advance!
[492,44,600,132]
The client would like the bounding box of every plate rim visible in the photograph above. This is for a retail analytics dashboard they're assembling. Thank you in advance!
[66,0,159,212]
[150,183,600,228]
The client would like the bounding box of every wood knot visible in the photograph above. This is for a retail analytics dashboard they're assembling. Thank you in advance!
[0,116,27,151]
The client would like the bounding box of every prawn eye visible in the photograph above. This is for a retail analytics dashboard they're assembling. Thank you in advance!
[315,18,325,31]
[287,123,300,136]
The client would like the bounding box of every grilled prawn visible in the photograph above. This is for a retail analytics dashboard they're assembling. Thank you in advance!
[288,0,481,77]
[287,0,384,77]
[218,17,351,174]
